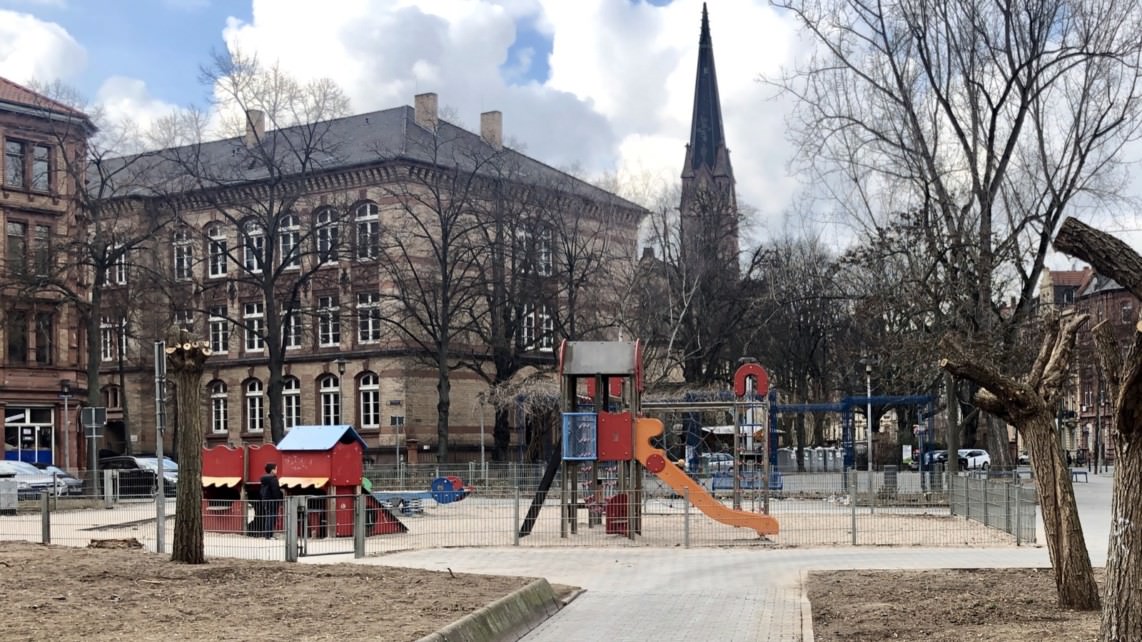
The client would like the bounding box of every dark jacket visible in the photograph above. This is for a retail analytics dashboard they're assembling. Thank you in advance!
[260,473,284,501]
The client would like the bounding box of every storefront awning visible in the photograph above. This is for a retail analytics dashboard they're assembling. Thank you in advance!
[202,476,242,488]
[278,476,328,489]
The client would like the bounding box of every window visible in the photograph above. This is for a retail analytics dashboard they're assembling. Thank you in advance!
[210,381,228,434]
[521,304,535,349]
[242,221,264,273]
[357,292,381,343]
[208,224,227,278]
[4,140,49,191]
[283,306,302,350]
[319,374,341,425]
[521,304,554,351]
[538,305,554,351]
[7,310,26,364]
[355,202,380,260]
[245,380,264,433]
[103,385,122,409]
[6,221,26,276]
[109,244,127,285]
[34,312,52,364]
[283,376,301,430]
[100,316,117,362]
[208,306,229,354]
[33,225,50,277]
[279,214,300,269]
[174,309,194,333]
[536,228,553,276]
[316,208,339,263]
[1122,301,1134,324]
[318,295,340,347]
[173,229,193,280]
[359,372,381,428]
[244,302,264,351]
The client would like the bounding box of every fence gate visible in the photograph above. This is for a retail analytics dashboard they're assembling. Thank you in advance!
[287,495,358,558]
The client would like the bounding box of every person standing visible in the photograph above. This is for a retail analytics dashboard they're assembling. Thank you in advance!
[259,463,284,538]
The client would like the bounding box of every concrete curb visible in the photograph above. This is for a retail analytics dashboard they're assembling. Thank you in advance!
[800,570,815,642]
[416,578,564,642]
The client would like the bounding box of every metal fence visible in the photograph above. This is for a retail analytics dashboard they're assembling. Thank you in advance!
[1,465,1035,561]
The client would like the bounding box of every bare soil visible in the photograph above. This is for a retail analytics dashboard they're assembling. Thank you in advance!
[0,541,563,641]
[808,568,1104,641]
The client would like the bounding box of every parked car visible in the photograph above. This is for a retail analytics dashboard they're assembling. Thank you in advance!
[700,452,734,473]
[99,456,178,497]
[911,450,947,470]
[957,449,991,470]
[0,460,57,499]
[37,465,85,496]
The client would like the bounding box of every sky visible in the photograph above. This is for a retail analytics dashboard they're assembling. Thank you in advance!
[1,0,1140,267]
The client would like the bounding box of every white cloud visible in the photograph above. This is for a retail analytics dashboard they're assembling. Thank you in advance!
[94,76,181,131]
[0,9,85,84]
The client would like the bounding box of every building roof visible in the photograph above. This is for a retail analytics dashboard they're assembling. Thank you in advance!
[276,425,367,451]
[683,3,732,178]
[1080,272,1124,298]
[1046,267,1092,289]
[100,104,645,214]
[0,76,89,121]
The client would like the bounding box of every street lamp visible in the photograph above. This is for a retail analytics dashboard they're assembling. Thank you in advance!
[865,362,873,473]
[58,380,72,470]
[334,357,348,425]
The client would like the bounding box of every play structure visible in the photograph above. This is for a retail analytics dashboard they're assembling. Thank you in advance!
[519,340,779,539]
[372,475,474,516]
[201,425,405,537]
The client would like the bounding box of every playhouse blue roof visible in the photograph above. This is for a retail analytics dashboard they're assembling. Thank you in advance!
[276,425,367,451]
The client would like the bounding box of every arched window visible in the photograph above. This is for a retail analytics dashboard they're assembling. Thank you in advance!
[354,201,379,260]
[316,208,339,263]
[242,220,264,273]
[319,374,340,425]
[283,376,301,430]
[209,381,228,434]
[359,372,380,428]
[207,223,227,277]
[245,379,264,433]
[173,228,193,281]
[279,213,300,269]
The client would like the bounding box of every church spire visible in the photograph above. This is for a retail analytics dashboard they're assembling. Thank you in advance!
[683,2,732,178]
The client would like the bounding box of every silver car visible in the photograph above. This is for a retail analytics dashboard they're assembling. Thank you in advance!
[0,460,57,499]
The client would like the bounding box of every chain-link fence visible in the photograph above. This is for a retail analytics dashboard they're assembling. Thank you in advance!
[1,465,1036,561]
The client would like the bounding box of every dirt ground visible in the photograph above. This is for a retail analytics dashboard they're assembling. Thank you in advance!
[0,541,565,642]
[808,567,1104,641]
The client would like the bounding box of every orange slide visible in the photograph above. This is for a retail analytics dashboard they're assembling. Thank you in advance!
[634,417,779,536]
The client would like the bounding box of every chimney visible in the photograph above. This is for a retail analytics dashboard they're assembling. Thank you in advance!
[480,111,503,150]
[641,247,655,261]
[244,109,265,148]
[414,93,438,130]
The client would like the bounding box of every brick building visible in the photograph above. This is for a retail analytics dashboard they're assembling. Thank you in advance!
[0,78,93,470]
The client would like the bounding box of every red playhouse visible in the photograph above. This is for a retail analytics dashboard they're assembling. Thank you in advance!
[201,444,249,534]
[276,425,406,537]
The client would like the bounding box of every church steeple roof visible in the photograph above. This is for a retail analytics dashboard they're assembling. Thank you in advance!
[684,3,731,176]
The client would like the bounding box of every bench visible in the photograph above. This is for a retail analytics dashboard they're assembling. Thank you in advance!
[1071,469,1089,483]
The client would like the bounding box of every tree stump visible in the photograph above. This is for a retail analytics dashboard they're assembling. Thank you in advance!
[166,330,211,564]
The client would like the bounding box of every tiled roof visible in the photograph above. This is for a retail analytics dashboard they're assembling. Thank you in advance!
[1047,267,1091,288]
[0,76,87,118]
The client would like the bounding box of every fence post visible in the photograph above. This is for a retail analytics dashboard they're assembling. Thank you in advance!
[850,468,858,546]
[284,496,299,563]
[982,479,990,526]
[353,494,366,559]
[1014,482,1022,546]
[40,493,50,544]
[103,470,115,508]
[683,486,691,549]
[512,486,521,547]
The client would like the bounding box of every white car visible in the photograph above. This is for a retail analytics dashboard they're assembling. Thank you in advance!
[957,449,991,470]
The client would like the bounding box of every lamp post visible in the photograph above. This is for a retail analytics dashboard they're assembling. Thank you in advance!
[59,380,72,471]
[865,362,873,473]
[477,392,486,479]
[334,357,348,425]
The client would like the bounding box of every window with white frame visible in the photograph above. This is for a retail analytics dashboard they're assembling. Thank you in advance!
[283,376,301,430]
[536,228,553,276]
[318,295,340,347]
[538,305,554,351]
[245,379,264,433]
[244,301,264,351]
[279,213,300,269]
[355,202,380,260]
[357,292,381,343]
[207,224,227,278]
[210,381,228,434]
[173,228,193,281]
[99,316,121,361]
[103,385,121,409]
[242,220,264,273]
[316,208,339,263]
[319,374,341,425]
[521,304,536,349]
[208,305,229,354]
[359,372,380,428]
[282,306,302,350]
[109,244,127,285]
[174,309,194,333]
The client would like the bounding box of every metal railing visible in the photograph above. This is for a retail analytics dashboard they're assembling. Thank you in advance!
[949,474,1037,544]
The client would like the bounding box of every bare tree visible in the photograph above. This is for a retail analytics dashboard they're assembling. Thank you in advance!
[166,330,210,564]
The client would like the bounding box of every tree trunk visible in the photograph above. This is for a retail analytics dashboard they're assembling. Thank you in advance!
[1101,440,1142,640]
[168,336,209,564]
[1022,413,1100,609]
[436,356,450,462]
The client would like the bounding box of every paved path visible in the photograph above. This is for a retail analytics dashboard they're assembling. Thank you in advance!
[341,471,1115,642]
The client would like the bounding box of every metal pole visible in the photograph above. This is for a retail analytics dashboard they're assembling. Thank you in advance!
[154,341,167,554]
[866,364,873,473]
[62,393,70,471]
[479,394,486,478]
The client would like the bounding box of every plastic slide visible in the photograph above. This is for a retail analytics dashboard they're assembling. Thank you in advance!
[634,417,779,536]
